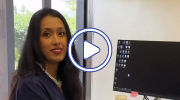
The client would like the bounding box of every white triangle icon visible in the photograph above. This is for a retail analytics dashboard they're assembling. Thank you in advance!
[83,40,101,60]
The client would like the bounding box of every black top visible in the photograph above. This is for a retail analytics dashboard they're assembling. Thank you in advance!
[15,65,65,100]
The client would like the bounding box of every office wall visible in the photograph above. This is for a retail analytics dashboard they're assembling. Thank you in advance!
[0,0,8,99]
[91,0,180,100]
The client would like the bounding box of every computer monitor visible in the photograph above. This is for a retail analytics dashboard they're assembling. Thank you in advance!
[113,40,180,99]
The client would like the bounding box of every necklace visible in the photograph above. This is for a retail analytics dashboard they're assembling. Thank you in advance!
[37,62,62,88]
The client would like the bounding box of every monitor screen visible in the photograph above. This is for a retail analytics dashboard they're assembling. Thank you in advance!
[113,40,180,99]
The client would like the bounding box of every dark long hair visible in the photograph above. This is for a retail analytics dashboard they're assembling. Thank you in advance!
[9,8,83,100]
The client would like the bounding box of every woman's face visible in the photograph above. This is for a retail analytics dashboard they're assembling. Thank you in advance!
[40,15,67,62]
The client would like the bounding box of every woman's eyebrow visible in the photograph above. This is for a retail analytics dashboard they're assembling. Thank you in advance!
[41,28,51,31]
[41,27,65,31]
[58,27,65,29]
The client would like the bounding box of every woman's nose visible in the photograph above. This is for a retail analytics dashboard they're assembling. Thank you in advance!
[52,34,60,45]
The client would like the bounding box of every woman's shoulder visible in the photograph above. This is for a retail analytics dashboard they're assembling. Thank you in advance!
[18,67,45,85]
[21,72,41,81]
[17,73,45,90]
[15,74,50,100]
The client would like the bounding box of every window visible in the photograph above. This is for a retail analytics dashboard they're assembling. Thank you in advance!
[51,0,77,36]
[13,0,42,69]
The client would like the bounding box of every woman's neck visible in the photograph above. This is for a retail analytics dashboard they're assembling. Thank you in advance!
[45,61,59,80]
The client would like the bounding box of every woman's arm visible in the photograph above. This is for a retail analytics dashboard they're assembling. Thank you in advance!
[16,79,50,100]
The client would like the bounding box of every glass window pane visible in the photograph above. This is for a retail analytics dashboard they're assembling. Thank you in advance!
[13,0,42,69]
[52,0,77,36]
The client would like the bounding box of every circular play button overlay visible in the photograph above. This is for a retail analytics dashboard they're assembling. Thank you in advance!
[68,28,112,72]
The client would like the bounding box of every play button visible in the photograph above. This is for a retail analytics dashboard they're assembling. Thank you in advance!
[68,28,112,72]
[83,40,101,60]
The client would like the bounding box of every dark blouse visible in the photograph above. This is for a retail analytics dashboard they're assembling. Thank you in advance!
[15,66,65,100]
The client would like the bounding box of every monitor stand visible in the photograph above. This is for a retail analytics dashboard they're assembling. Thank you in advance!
[154,97,161,100]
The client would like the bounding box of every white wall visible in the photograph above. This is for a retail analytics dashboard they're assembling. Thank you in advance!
[91,0,180,100]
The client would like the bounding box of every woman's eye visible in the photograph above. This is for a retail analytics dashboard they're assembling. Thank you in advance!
[43,31,50,37]
[58,31,65,36]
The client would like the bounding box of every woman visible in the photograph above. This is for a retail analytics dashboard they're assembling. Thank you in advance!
[9,8,83,100]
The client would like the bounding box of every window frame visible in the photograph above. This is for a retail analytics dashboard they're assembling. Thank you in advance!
[6,0,15,93]
[84,0,94,100]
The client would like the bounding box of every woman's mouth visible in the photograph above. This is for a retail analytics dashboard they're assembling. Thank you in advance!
[51,48,62,54]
